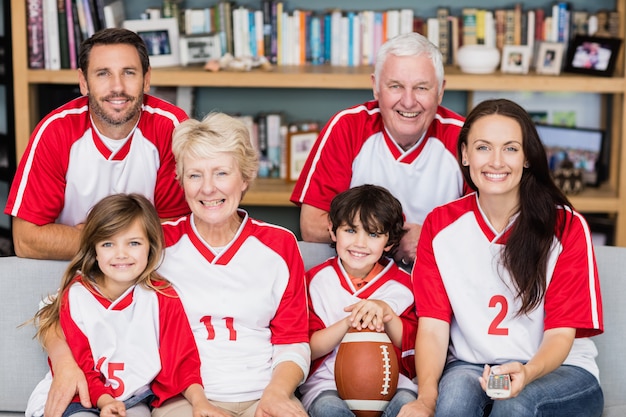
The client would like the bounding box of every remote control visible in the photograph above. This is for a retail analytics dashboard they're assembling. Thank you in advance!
[486,373,511,398]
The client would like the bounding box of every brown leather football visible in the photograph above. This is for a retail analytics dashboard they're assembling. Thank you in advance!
[335,327,399,417]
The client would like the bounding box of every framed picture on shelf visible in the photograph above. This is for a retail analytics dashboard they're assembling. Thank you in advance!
[563,35,622,77]
[500,45,532,74]
[535,42,565,75]
[536,123,605,186]
[122,18,180,67]
[287,130,318,182]
[179,34,223,66]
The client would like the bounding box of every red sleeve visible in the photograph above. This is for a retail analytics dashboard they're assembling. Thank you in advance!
[290,103,381,211]
[544,209,603,337]
[59,283,114,406]
[150,103,190,220]
[5,106,81,225]
[268,233,309,345]
[412,210,453,323]
[151,286,203,407]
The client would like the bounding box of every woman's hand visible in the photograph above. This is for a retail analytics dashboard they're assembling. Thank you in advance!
[255,386,307,417]
[480,363,526,398]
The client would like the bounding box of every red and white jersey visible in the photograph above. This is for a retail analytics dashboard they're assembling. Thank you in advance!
[413,193,603,379]
[27,276,202,415]
[5,95,189,226]
[159,210,309,402]
[290,101,465,225]
[300,257,418,410]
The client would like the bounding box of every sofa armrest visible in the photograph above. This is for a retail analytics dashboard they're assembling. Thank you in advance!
[0,257,69,413]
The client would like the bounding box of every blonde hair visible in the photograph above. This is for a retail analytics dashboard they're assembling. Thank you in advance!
[172,112,259,184]
[33,193,167,343]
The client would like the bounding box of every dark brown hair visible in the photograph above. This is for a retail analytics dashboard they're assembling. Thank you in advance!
[79,28,150,75]
[329,184,406,257]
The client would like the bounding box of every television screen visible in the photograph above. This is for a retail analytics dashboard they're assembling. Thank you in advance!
[535,124,605,186]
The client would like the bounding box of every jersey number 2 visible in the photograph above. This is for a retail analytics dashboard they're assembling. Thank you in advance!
[488,295,509,336]
[200,316,237,341]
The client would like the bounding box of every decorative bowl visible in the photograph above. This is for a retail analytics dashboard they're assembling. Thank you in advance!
[456,45,501,74]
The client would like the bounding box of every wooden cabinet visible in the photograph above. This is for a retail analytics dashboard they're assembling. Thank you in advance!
[10,0,626,244]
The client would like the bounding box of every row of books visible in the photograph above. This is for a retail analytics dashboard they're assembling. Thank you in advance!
[28,0,619,70]
[182,1,416,66]
[27,0,124,69]
[439,3,619,65]
[183,1,619,67]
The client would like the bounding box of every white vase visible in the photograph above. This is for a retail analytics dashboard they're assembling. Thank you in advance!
[456,45,501,74]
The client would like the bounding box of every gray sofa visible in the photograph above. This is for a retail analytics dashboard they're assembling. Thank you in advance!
[1,242,624,416]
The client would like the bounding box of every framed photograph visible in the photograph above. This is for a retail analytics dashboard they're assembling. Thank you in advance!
[500,45,532,74]
[123,18,180,67]
[179,34,222,66]
[536,123,605,186]
[535,42,565,75]
[563,35,622,77]
[287,130,318,182]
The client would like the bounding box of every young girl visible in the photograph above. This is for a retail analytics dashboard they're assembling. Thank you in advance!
[26,193,214,417]
[299,184,418,417]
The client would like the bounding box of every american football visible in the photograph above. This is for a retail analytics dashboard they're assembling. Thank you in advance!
[335,327,399,417]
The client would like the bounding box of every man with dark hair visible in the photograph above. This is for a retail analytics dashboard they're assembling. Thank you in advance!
[5,28,189,260]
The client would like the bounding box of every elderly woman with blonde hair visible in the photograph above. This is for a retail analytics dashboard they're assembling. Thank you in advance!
[154,112,310,417]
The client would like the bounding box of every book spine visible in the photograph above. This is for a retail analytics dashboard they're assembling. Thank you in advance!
[462,8,477,46]
[437,7,449,64]
[504,9,515,46]
[27,0,45,69]
[262,0,272,60]
[255,9,264,57]
[266,113,283,178]
[43,0,61,69]
[270,1,278,63]
[57,0,70,68]
[66,0,77,68]
[310,14,322,65]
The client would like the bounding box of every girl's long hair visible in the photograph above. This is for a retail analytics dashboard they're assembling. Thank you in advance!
[457,99,572,314]
[33,193,166,343]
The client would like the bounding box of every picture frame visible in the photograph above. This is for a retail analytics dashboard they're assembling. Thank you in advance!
[535,42,565,75]
[122,18,180,68]
[179,33,222,66]
[287,129,318,182]
[536,123,606,186]
[563,35,622,77]
[500,45,532,74]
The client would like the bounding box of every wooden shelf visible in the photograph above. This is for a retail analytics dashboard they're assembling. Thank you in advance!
[243,178,294,206]
[25,65,626,93]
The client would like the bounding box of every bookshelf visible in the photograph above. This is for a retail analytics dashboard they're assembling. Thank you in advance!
[10,0,626,245]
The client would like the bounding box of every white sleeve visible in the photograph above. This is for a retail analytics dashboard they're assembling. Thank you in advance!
[271,342,311,385]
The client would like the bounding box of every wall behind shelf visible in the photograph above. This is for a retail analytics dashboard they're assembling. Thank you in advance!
[192,88,468,123]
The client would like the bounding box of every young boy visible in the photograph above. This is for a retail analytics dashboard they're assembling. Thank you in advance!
[299,184,418,417]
